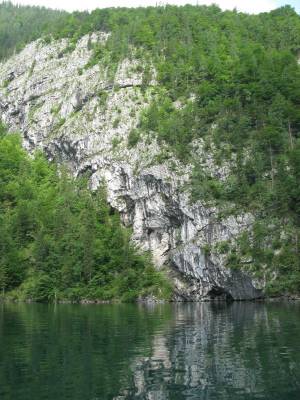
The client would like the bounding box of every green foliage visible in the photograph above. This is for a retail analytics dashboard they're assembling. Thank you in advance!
[190,167,225,204]
[85,43,107,69]
[0,130,172,302]
[54,117,66,130]
[112,117,120,128]
[1,2,300,295]
[127,129,141,148]
[2,78,9,88]
[97,90,108,108]
[0,1,66,60]
[229,217,300,295]
[58,43,76,58]
[50,104,61,116]
[111,137,122,149]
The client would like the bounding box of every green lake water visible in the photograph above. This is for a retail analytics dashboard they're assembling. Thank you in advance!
[0,302,300,399]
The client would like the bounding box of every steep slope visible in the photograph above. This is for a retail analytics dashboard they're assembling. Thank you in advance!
[0,34,262,300]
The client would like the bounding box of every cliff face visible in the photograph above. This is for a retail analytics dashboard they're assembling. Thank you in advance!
[0,34,262,300]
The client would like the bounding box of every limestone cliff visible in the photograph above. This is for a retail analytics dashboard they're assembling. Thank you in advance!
[0,33,262,300]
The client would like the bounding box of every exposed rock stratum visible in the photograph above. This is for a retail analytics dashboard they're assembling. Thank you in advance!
[0,33,263,300]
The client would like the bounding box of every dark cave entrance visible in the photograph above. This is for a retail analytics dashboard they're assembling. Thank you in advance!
[208,286,233,302]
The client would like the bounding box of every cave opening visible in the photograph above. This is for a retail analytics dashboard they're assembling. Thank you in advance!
[208,286,233,302]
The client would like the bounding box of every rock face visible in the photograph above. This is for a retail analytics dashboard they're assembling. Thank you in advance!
[0,33,262,300]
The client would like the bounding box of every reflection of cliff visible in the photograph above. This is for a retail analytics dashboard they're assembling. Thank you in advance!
[115,303,300,400]
[1,303,300,400]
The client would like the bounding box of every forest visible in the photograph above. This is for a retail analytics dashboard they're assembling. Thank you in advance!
[0,126,171,301]
[0,1,300,296]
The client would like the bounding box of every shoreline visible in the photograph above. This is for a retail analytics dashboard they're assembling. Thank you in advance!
[1,295,300,305]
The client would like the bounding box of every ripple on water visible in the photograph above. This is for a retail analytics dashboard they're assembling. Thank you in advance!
[0,302,300,400]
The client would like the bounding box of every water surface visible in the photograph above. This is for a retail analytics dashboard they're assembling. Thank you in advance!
[0,302,299,399]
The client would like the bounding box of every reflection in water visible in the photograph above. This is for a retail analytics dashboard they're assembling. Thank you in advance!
[115,303,300,400]
[0,302,300,400]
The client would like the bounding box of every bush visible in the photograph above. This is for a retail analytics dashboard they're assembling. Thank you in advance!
[127,129,141,148]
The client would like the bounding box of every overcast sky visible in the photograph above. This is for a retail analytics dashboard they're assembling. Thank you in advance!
[9,0,300,14]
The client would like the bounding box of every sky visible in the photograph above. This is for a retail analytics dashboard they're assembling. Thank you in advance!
[9,0,300,14]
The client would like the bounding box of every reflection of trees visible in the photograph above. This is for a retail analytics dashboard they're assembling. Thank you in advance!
[1,303,299,400]
[115,303,300,400]
[0,303,172,400]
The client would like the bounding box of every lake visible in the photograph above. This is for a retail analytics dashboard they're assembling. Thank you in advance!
[0,302,299,399]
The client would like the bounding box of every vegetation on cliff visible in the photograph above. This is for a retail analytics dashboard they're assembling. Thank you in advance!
[0,127,171,302]
[0,2,300,295]
[0,1,66,60]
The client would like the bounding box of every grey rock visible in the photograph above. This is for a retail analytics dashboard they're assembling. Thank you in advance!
[0,34,262,300]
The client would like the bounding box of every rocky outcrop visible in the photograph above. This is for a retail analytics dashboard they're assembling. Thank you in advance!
[0,33,263,300]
